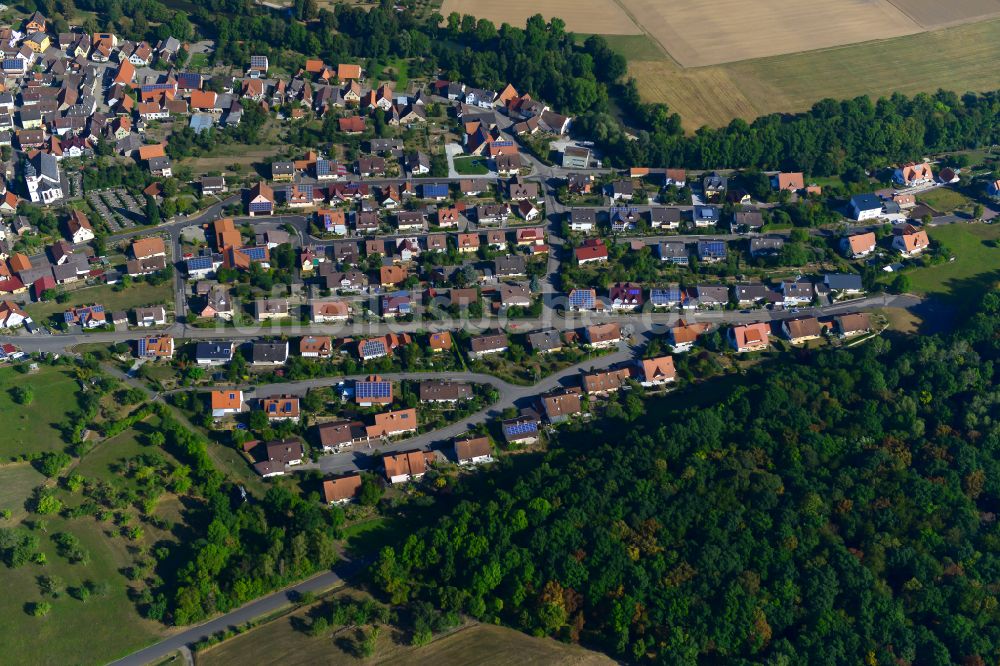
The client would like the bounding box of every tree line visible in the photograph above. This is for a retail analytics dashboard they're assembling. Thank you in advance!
[372,296,1000,664]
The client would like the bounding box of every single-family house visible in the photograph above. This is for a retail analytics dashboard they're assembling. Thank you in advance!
[730,322,771,353]
[454,436,493,465]
[469,332,509,358]
[419,380,472,403]
[322,474,363,504]
[835,312,872,337]
[299,335,333,358]
[261,395,301,422]
[782,316,823,344]
[841,232,877,258]
[210,390,243,417]
[195,341,235,365]
[251,340,289,365]
[585,322,621,348]
[137,334,174,359]
[383,449,435,484]
[541,388,583,423]
[502,415,540,445]
[850,194,882,221]
[892,225,930,257]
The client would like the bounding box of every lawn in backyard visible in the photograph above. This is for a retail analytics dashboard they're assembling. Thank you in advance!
[452,156,490,175]
[25,280,174,326]
[916,187,974,213]
[903,223,1000,311]
[0,365,82,459]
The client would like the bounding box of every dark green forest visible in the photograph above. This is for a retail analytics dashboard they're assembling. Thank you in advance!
[373,296,1000,665]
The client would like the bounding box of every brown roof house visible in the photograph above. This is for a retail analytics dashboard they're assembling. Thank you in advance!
[427,331,453,352]
[383,449,436,484]
[419,380,472,403]
[311,300,350,323]
[254,438,305,478]
[367,409,418,439]
[316,420,367,452]
[584,323,621,348]
[454,436,494,466]
[299,335,333,358]
[892,225,930,257]
[469,332,509,358]
[782,316,823,344]
[835,312,872,338]
[323,474,363,504]
[582,368,632,395]
[541,387,583,424]
[255,298,289,321]
[668,320,710,353]
[131,236,166,260]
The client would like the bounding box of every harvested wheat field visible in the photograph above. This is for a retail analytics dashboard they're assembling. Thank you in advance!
[630,17,1000,129]
[622,0,921,67]
[886,0,1000,28]
[440,0,641,35]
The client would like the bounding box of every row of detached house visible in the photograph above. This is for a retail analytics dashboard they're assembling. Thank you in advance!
[561,272,864,313]
[729,311,874,351]
[242,177,542,223]
[320,350,678,501]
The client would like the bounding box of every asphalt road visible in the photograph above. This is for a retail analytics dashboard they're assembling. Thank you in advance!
[0,292,918,355]
[108,558,364,666]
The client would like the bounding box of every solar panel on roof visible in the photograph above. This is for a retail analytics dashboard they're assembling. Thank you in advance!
[187,256,212,270]
[361,340,387,357]
[356,381,391,398]
[569,290,595,308]
[505,421,537,436]
[240,246,268,260]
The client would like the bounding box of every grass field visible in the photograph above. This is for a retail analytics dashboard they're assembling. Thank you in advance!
[452,156,489,175]
[624,18,1000,129]
[917,188,974,212]
[0,365,81,459]
[0,415,176,665]
[26,281,174,325]
[0,510,167,665]
[199,613,613,666]
[903,223,1000,310]
[0,463,46,519]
